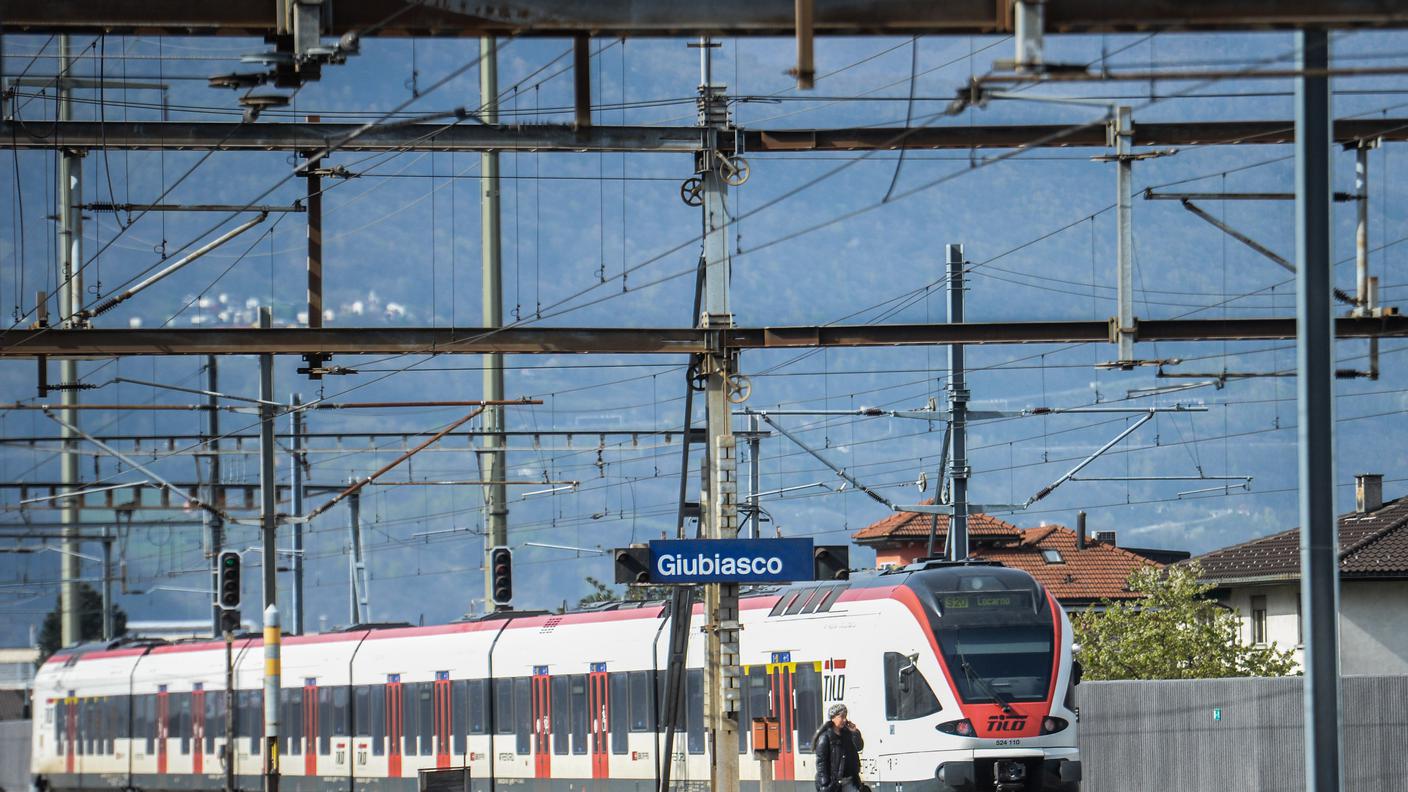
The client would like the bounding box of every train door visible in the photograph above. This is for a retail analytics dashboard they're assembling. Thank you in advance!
[588,664,609,779]
[303,679,319,777]
[768,656,796,781]
[192,685,205,775]
[63,693,76,774]
[386,675,403,777]
[531,667,552,779]
[157,685,170,775]
[433,672,452,769]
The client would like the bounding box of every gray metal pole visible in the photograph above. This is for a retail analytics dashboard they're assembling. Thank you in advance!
[207,355,224,636]
[258,306,279,792]
[946,243,969,562]
[698,35,741,792]
[480,35,509,609]
[290,394,305,635]
[748,413,761,538]
[1115,106,1135,367]
[347,491,366,625]
[57,34,84,649]
[101,530,113,641]
[1295,28,1343,792]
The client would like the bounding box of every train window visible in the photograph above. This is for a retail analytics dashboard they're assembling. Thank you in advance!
[369,685,385,756]
[936,624,1053,703]
[609,673,629,754]
[551,676,570,755]
[451,680,467,755]
[353,686,371,736]
[319,687,334,755]
[467,679,487,735]
[142,695,156,754]
[657,669,685,731]
[569,675,587,755]
[417,684,433,755]
[736,673,750,754]
[685,669,704,754]
[283,688,303,756]
[747,666,771,738]
[401,683,418,756]
[53,699,64,752]
[795,665,822,750]
[627,671,652,732]
[177,693,192,755]
[493,679,514,735]
[770,591,801,617]
[75,698,85,755]
[513,677,532,755]
[883,652,941,721]
[205,692,222,755]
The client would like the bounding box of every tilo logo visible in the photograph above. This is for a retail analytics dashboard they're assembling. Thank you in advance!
[986,714,1028,732]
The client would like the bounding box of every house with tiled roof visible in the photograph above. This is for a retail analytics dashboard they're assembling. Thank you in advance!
[851,503,1181,610]
[1189,473,1408,674]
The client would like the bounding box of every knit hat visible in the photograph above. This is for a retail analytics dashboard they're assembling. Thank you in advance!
[827,703,848,719]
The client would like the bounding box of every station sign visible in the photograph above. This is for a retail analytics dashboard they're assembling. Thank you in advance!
[647,538,814,583]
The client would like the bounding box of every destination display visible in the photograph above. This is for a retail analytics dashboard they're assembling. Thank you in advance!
[938,590,1033,613]
[648,538,815,583]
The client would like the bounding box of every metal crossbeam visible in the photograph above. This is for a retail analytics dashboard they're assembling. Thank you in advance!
[4,119,1406,153]
[2,1,1404,37]
[3,316,1405,357]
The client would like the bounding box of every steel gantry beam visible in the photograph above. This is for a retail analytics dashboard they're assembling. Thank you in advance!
[4,119,1408,154]
[2,1,1406,37]
[2,316,1406,357]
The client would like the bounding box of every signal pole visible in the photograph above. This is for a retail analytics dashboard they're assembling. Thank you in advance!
[257,307,279,792]
[479,34,509,610]
[697,35,742,792]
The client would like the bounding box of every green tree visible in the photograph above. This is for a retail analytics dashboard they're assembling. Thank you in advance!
[37,582,127,663]
[1071,563,1297,680]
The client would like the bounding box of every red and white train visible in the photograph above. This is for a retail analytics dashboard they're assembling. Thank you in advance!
[31,560,1082,792]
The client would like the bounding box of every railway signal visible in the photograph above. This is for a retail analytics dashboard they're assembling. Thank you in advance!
[813,545,851,581]
[490,546,513,607]
[217,550,241,609]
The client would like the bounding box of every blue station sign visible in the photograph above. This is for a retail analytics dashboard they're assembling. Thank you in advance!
[648,538,815,583]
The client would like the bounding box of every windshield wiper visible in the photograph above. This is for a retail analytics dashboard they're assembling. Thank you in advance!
[958,650,1013,713]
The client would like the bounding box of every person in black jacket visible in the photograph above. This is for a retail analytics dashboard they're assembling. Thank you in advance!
[814,703,864,792]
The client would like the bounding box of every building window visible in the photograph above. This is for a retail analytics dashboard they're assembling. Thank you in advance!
[1250,595,1268,645]
[1041,549,1063,564]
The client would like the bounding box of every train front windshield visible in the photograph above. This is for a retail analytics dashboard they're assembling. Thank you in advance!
[935,623,1054,703]
[930,588,1055,704]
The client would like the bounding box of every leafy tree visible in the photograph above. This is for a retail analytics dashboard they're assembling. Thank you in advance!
[1072,563,1297,680]
[37,582,127,663]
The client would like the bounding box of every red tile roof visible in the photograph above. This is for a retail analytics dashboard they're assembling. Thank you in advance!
[851,501,1021,543]
[975,525,1161,602]
[1190,494,1408,582]
[851,507,1162,603]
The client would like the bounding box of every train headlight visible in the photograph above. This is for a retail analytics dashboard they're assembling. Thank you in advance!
[1040,716,1068,734]
[935,719,974,737]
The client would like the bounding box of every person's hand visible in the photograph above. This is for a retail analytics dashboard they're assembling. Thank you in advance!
[845,721,858,731]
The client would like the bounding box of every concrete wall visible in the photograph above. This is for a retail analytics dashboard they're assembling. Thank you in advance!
[0,720,30,792]
[1076,676,1408,792]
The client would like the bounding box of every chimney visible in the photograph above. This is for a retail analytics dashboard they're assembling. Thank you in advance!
[1095,530,1117,546]
[1076,511,1087,551]
[1356,473,1383,514]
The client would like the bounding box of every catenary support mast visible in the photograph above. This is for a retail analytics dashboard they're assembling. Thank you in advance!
[480,35,509,610]
[57,34,84,648]
[1295,28,1343,792]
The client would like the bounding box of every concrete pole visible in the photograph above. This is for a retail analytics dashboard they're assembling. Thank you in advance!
[289,394,305,635]
[57,34,84,649]
[479,35,509,609]
[347,491,367,625]
[1355,144,1370,311]
[945,244,969,562]
[258,306,279,792]
[1295,28,1343,792]
[207,355,225,636]
[699,36,741,792]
